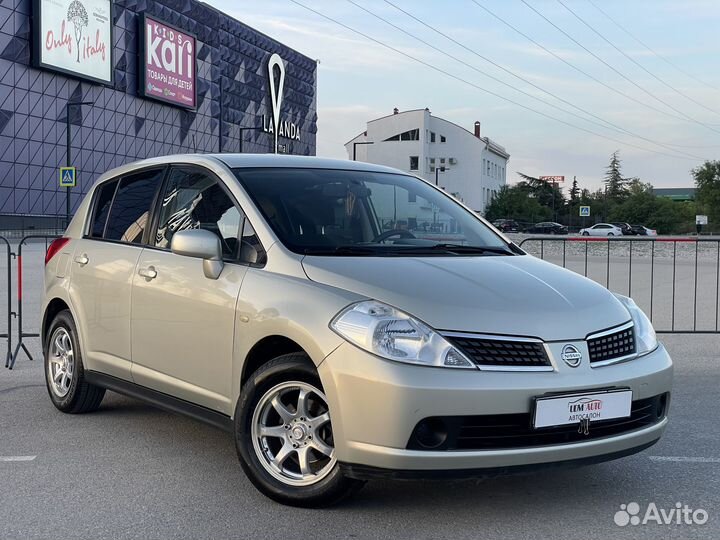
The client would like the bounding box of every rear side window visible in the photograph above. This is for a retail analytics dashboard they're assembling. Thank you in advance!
[89,180,118,238]
[104,168,164,243]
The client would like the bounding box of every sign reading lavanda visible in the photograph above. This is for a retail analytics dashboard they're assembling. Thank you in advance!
[33,0,112,84]
[139,15,196,109]
[263,54,301,153]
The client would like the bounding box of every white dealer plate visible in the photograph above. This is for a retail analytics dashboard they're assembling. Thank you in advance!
[533,390,632,429]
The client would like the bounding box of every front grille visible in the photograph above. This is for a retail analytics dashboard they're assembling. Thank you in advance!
[407,393,668,451]
[588,326,636,364]
[445,336,551,368]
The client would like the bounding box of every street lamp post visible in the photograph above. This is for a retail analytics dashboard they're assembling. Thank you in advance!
[65,100,94,227]
[352,141,373,161]
[238,127,265,153]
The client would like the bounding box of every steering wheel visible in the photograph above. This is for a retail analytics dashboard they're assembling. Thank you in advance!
[372,229,416,243]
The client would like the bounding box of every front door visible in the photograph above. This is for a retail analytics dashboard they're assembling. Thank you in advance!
[130,166,248,413]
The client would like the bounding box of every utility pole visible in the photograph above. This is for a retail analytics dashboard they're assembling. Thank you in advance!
[65,100,94,226]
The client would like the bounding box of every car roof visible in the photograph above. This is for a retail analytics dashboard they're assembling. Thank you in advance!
[93,153,407,185]
[217,153,403,174]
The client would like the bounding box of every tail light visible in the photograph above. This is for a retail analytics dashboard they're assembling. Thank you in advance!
[45,237,71,265]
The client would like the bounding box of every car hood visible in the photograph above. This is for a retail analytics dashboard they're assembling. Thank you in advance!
[301,254,631,341]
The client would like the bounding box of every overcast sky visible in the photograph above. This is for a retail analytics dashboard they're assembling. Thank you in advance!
[212,0,720,192]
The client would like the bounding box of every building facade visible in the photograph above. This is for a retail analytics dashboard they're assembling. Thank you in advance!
[345,108,509,214]
[0,0,317,227]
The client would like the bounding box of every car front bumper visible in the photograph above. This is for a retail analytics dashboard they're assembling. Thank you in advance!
[318,341,672,475]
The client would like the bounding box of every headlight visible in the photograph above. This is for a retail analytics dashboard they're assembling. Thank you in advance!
[614,294,658,356]
[330,300,474,368]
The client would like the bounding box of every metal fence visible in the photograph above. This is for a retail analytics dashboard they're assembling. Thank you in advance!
[1,235,59,369]
[1,234,718,373]
[518,236,720,333]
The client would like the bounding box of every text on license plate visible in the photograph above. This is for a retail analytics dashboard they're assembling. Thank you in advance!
[534,390,632,429]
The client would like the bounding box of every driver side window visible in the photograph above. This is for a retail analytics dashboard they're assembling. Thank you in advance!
[154,167,242,260]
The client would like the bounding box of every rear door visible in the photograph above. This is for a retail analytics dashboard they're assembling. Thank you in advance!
[68,167,165,380]
[130,165,251,412]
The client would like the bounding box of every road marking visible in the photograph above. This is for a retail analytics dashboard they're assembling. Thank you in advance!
[0,456,36,462]
[649,456,720,463]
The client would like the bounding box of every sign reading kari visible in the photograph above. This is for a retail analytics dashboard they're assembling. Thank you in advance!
[33,0,112,84]
[140,15,196,109]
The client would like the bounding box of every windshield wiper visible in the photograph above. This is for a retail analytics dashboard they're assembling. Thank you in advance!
[388,243,514,256]
[302,245,381,256]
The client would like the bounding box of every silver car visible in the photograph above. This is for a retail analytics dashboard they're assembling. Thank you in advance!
[41,154,672,507]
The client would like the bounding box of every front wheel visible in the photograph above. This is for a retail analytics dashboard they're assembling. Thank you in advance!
[234,353,364,507]
[582,231,589,236]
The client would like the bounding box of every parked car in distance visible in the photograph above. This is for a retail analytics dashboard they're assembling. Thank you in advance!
[580,223,624,237]
[524,222,568,235]
[611,222,634,235]
[492,219,521,233]
[41,154,672,507]
[631,225,657,236]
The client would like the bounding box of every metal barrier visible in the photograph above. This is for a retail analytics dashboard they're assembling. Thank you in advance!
[518,236,720,333]
[0,235,14,368]
[6,235,58,369]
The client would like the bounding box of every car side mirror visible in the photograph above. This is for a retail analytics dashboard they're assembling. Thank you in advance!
[170,229,224,279]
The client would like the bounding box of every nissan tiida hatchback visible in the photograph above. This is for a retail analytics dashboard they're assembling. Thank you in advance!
[42,154,672,507]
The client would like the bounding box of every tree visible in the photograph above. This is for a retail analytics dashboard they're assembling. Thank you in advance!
[516,172,565,220]
[609,181,696,234]
[693,160,720,227]
[67,1,88,63]
[484,185,551,224]
[604,151,631,203]
[569,176,579,202]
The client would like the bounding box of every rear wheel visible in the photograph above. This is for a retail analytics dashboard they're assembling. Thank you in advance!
[608,232,615,236]
[44,310,105,413]
[234,353,364,507]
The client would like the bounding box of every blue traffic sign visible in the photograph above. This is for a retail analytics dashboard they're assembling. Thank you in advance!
[59,167,76,188]
[579,205,591,217]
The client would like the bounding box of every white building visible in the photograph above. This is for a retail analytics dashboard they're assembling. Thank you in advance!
[345,108,509,214]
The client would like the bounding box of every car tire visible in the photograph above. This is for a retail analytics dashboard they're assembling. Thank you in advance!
[44,309,105,413]
[608,232,615,236]
[234,353,365,507]
[582,232,589,236]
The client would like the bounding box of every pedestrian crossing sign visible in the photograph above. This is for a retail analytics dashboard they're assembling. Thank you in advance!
[579,205,590,217]
[60,167,76,188]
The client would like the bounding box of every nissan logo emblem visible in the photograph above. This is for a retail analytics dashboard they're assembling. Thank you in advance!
[561,344,582,367]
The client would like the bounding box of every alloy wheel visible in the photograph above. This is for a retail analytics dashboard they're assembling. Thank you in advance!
[48,327,74,398]
[251,381,336,486]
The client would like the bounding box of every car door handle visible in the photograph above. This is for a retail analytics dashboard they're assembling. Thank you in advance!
[138,266,157,280]
[73,254,89,266]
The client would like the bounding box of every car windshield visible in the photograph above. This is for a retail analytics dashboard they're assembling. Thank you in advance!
[232,167,514,256]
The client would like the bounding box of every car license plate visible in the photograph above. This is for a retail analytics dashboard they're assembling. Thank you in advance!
[533,389,632,429]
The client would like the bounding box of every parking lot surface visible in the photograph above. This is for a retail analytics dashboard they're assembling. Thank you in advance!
[1,243,719,539]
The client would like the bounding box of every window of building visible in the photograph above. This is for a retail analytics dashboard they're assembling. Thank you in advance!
[154,167,244,260]
[430,132,436,143]
[409,156,419,171]
[104,168,163,244]
[440,135,446,143]
[482,159,486,176]
[487,161,491,175]
[384,129,420,141]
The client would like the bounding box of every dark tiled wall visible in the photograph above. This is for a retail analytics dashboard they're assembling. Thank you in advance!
[0,0,318,216]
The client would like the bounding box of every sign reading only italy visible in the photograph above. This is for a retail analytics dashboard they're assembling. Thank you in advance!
[140,15,196,109]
